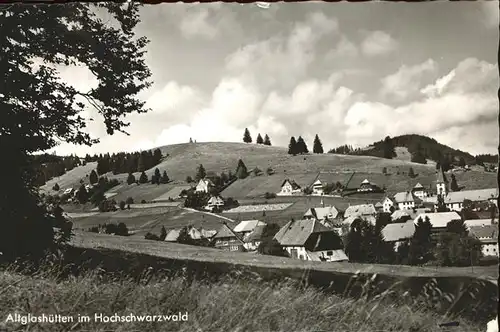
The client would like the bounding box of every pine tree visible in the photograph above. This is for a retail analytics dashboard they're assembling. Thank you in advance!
[383,136,395,159]
[411,144,427,164]
[138,153,146,172]
[408,167,415,178]
[296,136,308,154]
[76,184,89,204]
[196,164,206,181]
[256,133,264,144]
[243,128,252,143]
[89,170,98,185]
[52,183,60,191]
[153,148,162,164]
[450,174,459,192]
[263,134,271,146]
[152,168,161,185]
[161,171,170,184]
[408,217,434,265]
[160,226,167,241]
[288,136,297,155]
[313,134,324,154]
[235,159,248,179]
[139,171,148,184]
[127,172,136,185]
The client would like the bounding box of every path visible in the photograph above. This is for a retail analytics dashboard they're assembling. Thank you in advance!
[183,208,235,223]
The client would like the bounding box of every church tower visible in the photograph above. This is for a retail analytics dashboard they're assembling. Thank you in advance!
[436,167,448,196]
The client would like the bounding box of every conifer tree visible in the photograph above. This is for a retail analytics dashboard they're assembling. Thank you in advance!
[313,134,324,154]
[243,128,252,143]
[235,159,248,179]
[263,134,271,146]
[256,133,264,144]
[288,136,297,155]
[161,171,170,184]
[139,171,148,184]
[127,172,136,185]
[89,170,98,185]
[296,136,309,154]
[196,164,206,181]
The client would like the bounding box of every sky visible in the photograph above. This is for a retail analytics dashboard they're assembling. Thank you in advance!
[50,1,499,156]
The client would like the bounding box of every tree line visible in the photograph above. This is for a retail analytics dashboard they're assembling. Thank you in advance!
[243,128,272,146]
[90,148,163,175]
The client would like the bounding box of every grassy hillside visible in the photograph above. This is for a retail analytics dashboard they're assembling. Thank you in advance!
[0,268,489,332]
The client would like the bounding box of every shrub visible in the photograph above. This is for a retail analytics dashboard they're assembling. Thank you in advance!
[52,183,60,191]
[119,201,126,210]
[125,197,134,205]
[186,176,193,183]
[264,192,277,199]
[266,167,274,175]
[145,232,160,241]
[127,173,136,185]
[115,223,129,236]
[141,199,147,204]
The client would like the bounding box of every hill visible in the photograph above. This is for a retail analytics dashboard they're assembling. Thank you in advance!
[331,134,483,166]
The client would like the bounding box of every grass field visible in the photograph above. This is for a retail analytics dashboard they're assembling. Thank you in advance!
[0,267,490,332]
[40,161,98,194]
[69,231,499,281]
[70,208,228,236]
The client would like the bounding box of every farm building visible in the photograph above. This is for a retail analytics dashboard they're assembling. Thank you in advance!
[464,219,493,230]
[242,223,267,251]
[277,179,302,196]
[195,178,215,193]
[213,223,246,252]
[443,188,498,212]
[164,227,216,242]
[311,179,324,195]
[468,224,498,257]
[391,210,412,222]
[303,205,340,223]
[393,191,422,210]
[344,204,377,225]
[381,220,415,249]
[206,195,225,211]
[233,220,267,238]
[413,211,462,234]
[357,179,380,193]
[274,219,348,262]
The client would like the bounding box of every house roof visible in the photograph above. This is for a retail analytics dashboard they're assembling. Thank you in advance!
[436,169,448,183]
[304,231,344,251]
[200,228,217,238]
[423,196,438,204]
[164,229,181,242]
[375,202,383,208]
[243,224,267,242]
[281,179,301,190]
[413,212,461,228]
[391,210,411,221]
[382,221,415,242]
[304,206,340,220]
[344,204,377,218]
[198,178,214,186]
[361,179,370,184]
[413,182,425,189]
[312,179,323,186]
[464,219,493,229]
[383,197,394,203]
[208,196,224,205]
[469,225,498,242]
[306,249,349,262]
[274,219,330,246]
[393,191,422,203]
[213,223,245,243]
[443,188,498,204]
[233,220,266,233]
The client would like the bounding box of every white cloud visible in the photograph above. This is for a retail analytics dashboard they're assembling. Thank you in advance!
[481,1,499,29]
[361,31,398,56]
[180,8,219,39]
[380,59,437,102]
[326,35,359,59]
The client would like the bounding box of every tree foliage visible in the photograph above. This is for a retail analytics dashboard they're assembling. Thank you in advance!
[263,134,271,146]
[196,164,206,181]
[313,134,324,154]
[126,172,136,185]
[0,3,152,261]
[408,216,434,265]
[288,136,298,155]
[296,136,309,154]
[235,159,248,179]
[450,174,459,192]
[243,128,252,143]
[382,136,396,159]
[139,171,148,184]
[256,133,263,144]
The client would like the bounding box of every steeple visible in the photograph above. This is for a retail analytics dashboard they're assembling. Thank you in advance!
[435,166,448,196]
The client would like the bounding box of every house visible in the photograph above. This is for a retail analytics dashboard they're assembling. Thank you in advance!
[206,195,225,211]
[274,219,348,262]
[382,220,416,249]
[443,188,498,212]
[195,178,215,193]
[63,187,75,195]
[303,206,340,224]
[393,191,422,210]
[412,183,429,199]
[311,179,324,195]
[468,225,499,257]
[233,220,267,238]
[375,202,384,212]
[382,197,395,213]
[164,229,181,242]
[344,204,377,225]
[164,227,216,242]
[357,179,379,192]
[413,211,462,234]
[213,223,246,252]
[391,210,412,222]
[278,179,302,196]
[242,223,267,251]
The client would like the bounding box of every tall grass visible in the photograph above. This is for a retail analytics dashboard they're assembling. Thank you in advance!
[0,263,486,332]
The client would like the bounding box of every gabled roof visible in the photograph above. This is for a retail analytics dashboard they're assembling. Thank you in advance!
[361,179,370,184]
[391,210,411,221]
[208,196,225,205]
[281,179,301,190]
[306,249,349,262]
[233,220,266,233]
[198,178,214,186]
[382,221,415,242]
[443,188,498,204]
[274,219,330,246]
[375,202,383,208]
[393,191,422,203]
[413,212,461,228]
[413,182,425,190]
[344,204,377,218]
[469,225,498,242]
[213,223,244,244]
[312,179,323,186]
[165,229,181,242]
[383,196,394,204]
[304,206,340,220]
[243,224,267,242]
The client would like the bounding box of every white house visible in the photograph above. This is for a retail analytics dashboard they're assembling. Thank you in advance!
[274,219,348,262]
[195,178,215,193]
[443,188,498,212]
[382,197,395,213]
[393,191,422,210]
[311,179,324,195]
[278,179,302,196]
[412,183,429,199]
[206,196,225,211]
[469,225,499,257]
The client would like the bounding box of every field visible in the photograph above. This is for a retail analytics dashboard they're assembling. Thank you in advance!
[70,231,499,281]
[0,267,490,332]
[70,208,229,237]
[40,161,98,194]
[39,143,497,203]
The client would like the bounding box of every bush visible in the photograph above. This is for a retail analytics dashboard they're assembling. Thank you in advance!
[264,192,276,199]
[125,197,134,205]
[141,199,147,204]
[266,167,274,175]
[52,183,60,191]
[119,201,126,210]
[145,232,160,241]
[303,187,313,195]
[186,176,193,183]
[115,223,129,236]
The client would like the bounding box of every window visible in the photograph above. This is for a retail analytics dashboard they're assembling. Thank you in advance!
[222,241,228,246]
[290,249,298,258]
[299,255,304,260]
[327,251,333,256]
